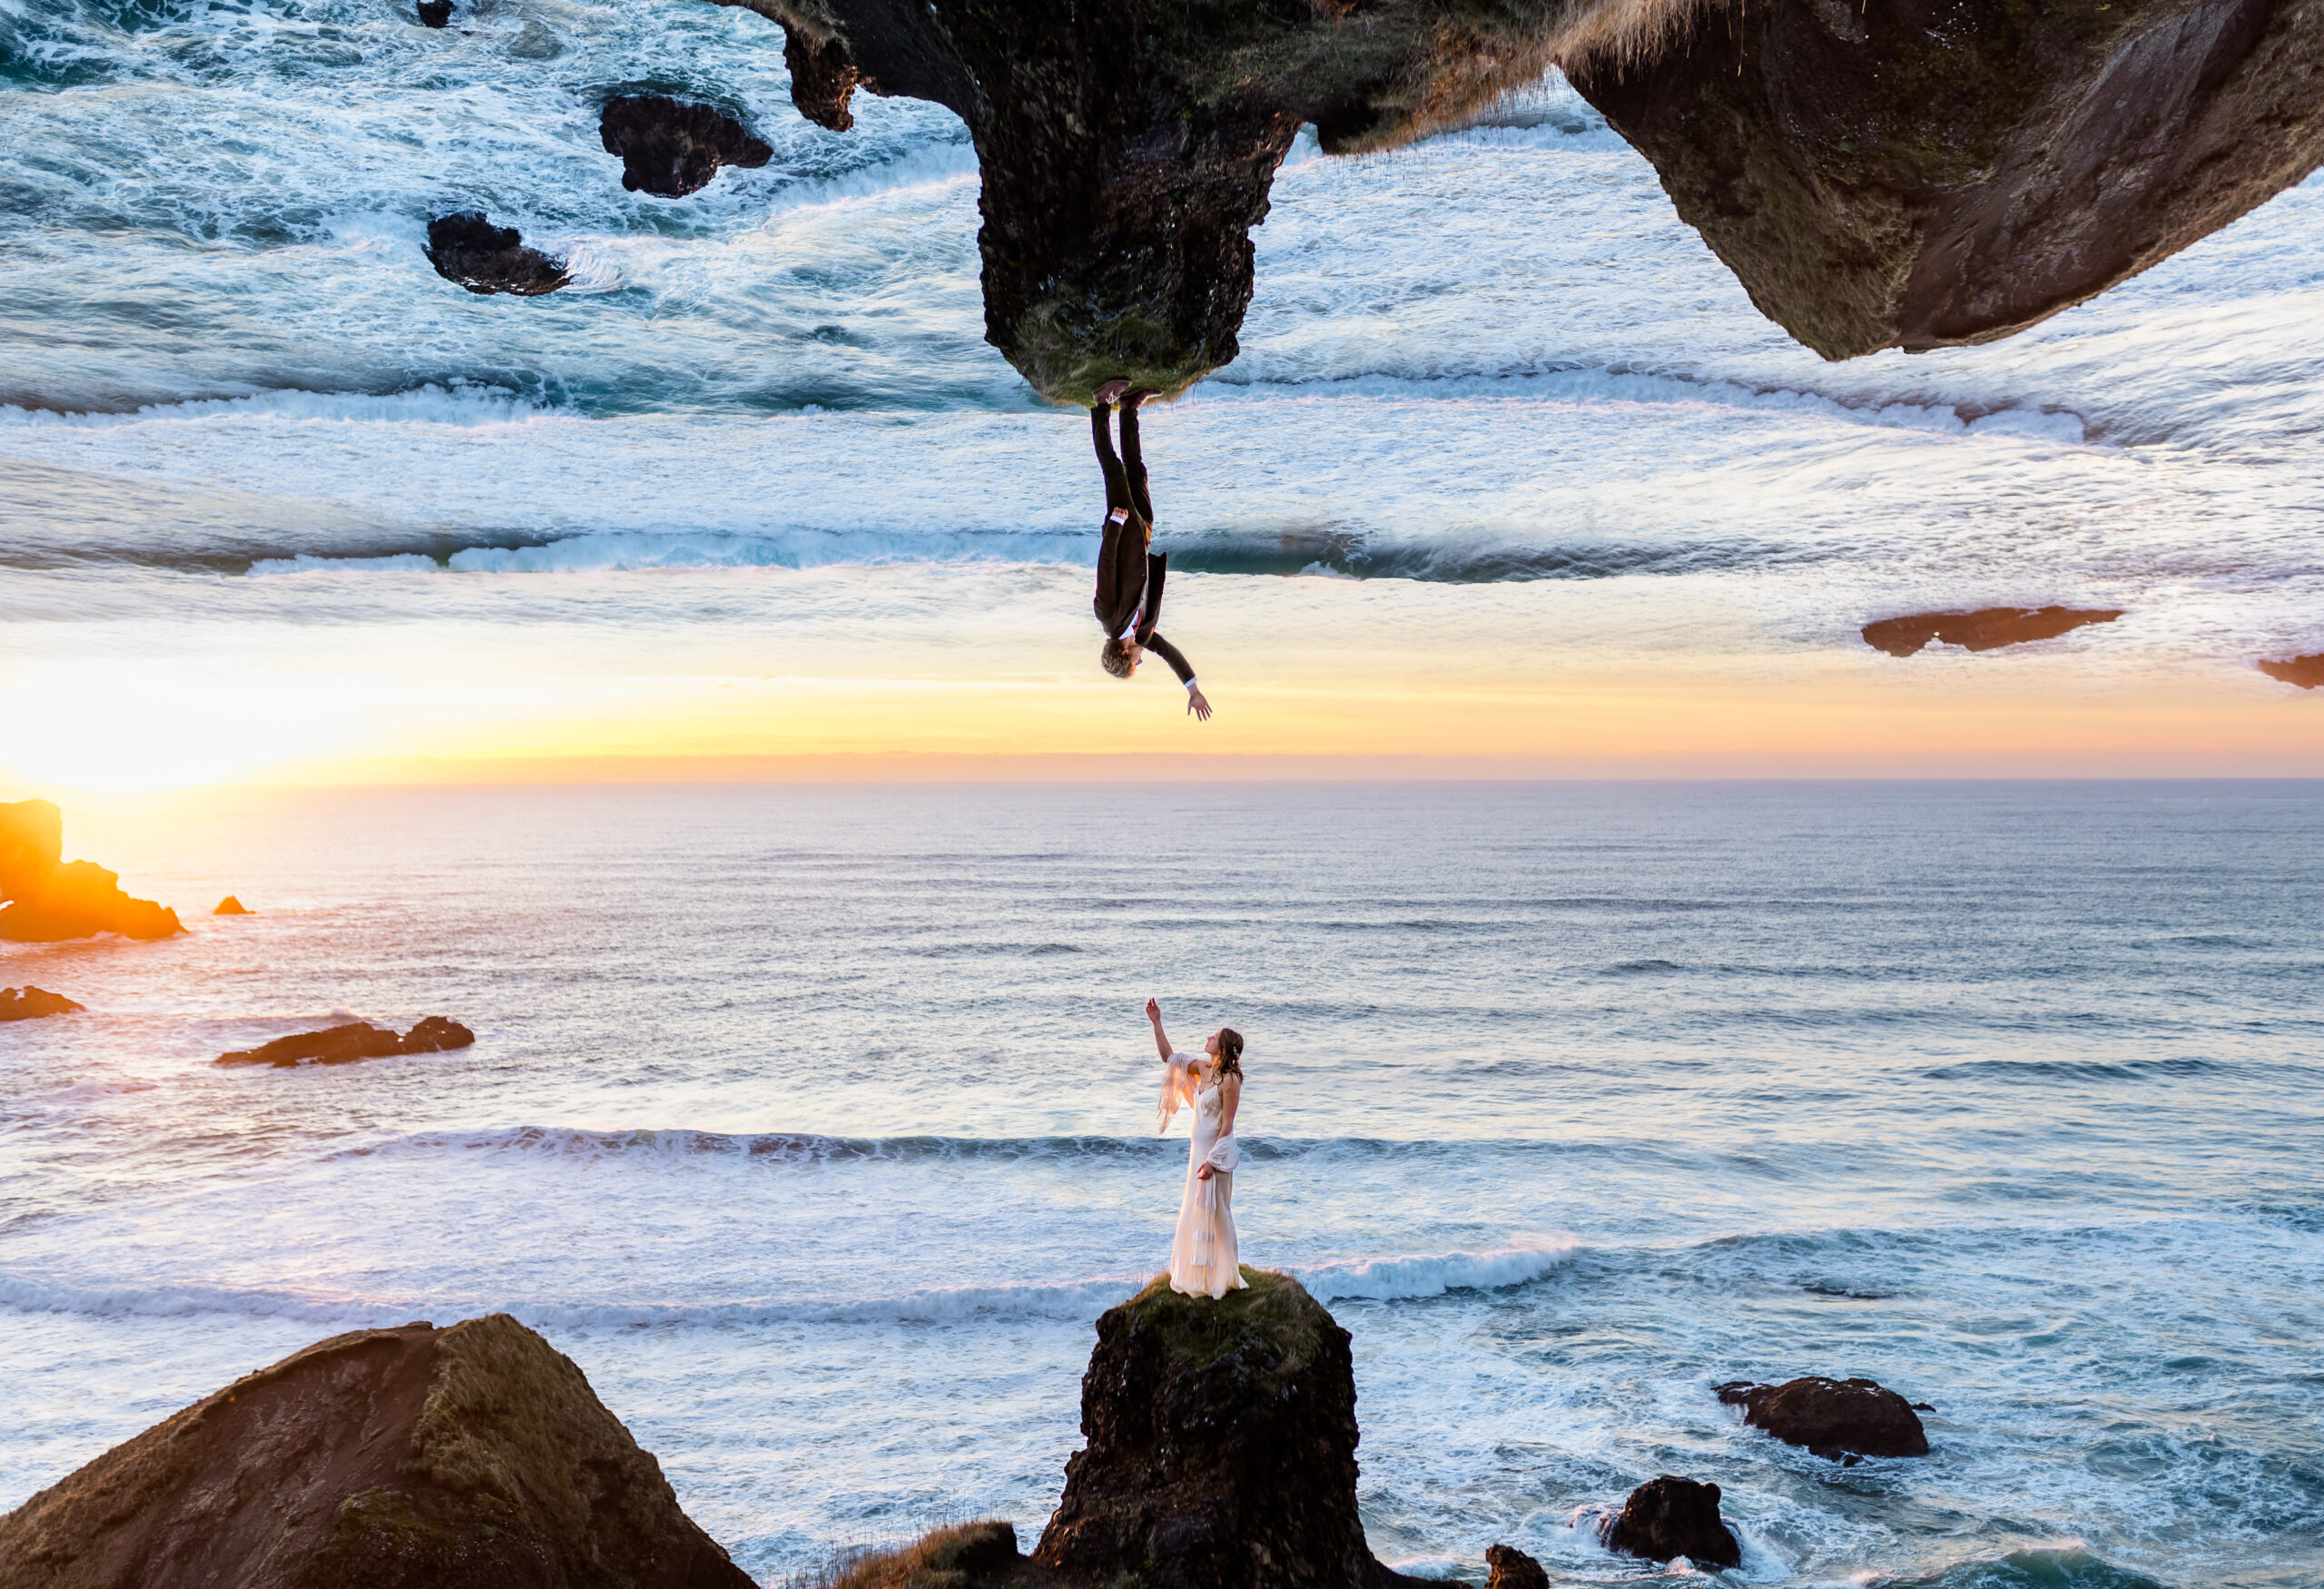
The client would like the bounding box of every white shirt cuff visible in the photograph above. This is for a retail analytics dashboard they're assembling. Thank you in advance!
[1183,676,1199,692]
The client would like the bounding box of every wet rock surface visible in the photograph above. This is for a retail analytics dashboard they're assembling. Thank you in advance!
[0,986,86,1022]
[1566,0,2324,359]
[1035,1268,1426,1589]
[2259,653,2324,688]
[598,94,773,197]
[1718,1376,1932,1462]
[0,1315,754,1589]
[416,0,449,25]
[1484,1543,1551,1589]
[0,799,183,943]
[1862,607,2123,656]
[424,212,570,297]
[1599,1476,1741,1568]
[219,1017,476,1067]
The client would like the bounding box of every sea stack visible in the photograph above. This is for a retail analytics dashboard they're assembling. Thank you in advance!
[0,1315,754,1589]
[0,799,183,943]
[598,95,773,197]
[213,894,252,915]
[1035,1269,1424,1588]
[1599,1476,1742,1568]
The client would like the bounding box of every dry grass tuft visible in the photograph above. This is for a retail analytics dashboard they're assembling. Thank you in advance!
[782,1521,1033,1589]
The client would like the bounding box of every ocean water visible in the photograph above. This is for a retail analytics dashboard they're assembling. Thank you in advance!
[2,781,2319,1588]
[2,0,2322,684]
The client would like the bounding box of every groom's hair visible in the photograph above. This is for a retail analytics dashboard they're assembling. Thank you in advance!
[1216,1028,1245,1078]
[1101,637,1137,678]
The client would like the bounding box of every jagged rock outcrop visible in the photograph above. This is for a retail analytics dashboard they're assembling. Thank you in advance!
[1718,1376,1931,1462]
[0,1315,754,1589]
[598,95,773,197]
[1863,607,2123,656]
[214,894,252,915]
[219,1016,476,1067]
[424,212,570,297]
[1035,1269,1424,1589]
[1565,0,2324,358]
[1,986,87,1022]
[1484,1543,1550,1589]
[0,800,183,943]
[1599,1476,1740,1568]
[2259,653,2324,688]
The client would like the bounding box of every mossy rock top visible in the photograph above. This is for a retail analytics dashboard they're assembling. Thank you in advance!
[1107,1267,1334,1377]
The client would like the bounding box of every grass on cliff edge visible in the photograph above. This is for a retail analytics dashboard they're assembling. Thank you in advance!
[1114,1267,1330,1373]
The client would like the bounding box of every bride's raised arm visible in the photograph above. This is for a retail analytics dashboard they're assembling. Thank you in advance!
[1149,998,1197,1132]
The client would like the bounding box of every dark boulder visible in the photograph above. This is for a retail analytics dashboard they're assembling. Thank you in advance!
[1565,0,2324,360]
[0,799,183,943]
[1599,1476,1740,1569]
[2259,653,2324,689]
[424,212,570,297]
[597,95,773,198]
[1863,607,2123,656]
[1034,1268,1423,1589]
[1718,1376,1931,1462]
[213,894,252,915]
[1,986,86,1022]
[416,0,449,25]
[0,1315,754,1589]
[218,1017,476,1067]
[1484,1543,1550,1589]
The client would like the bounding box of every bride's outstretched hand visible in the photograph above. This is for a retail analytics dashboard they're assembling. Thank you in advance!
[1146,998,1161,1024]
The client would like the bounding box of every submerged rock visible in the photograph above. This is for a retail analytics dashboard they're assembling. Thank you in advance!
[1035,1268,1426,1588]
[0,799,183,943]
[1566,0,2324,360]
[1862,607,2123,656]
[218,1017,476,1067]
[0,1315,754,1589]
[416,0,449,25]
[213,894,252,915]
[598,94,773,197]
[2259,653,2324,689]
[1717,1376,1931,1462]
[1484,1543,1551,1589]
[1599,1476,1740,1568]
[424,212,570,297]
[0,986,86,1022]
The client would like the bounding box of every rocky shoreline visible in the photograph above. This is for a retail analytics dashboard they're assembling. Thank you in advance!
[0,1269,1945,1587]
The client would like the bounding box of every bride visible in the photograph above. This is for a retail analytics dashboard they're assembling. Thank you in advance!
[1147,998,1246,1298]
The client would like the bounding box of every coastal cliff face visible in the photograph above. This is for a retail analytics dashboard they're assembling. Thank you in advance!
[1565,0,2324,358]
[704,0,2320,394]
[0,1315,753,1589]
[712,0,1581,403]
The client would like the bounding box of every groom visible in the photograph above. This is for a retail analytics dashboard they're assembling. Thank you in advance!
[1092,381,1212,721]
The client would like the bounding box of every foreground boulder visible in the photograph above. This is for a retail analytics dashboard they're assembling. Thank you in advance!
[1599,1476,1740,1568]
[1718,1376,1931,1462]
[1,986,86,1022]
[0,1315,753,1589]
[2259,653,2324,689]
[1863,607,2122,656]
[599,95,773,197]
[219,1016,476,1067]
[1567,0,2324,360]
[1483,1544,1550,1589]
[425,212,570,297]
[0,799,183,943]
[1035,1269,1423,1588]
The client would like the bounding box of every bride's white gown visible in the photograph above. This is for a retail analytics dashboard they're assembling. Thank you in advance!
[1158,1056,1246,1298]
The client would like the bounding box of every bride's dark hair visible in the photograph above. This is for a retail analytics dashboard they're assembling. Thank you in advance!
[1215,1028,1245,1081]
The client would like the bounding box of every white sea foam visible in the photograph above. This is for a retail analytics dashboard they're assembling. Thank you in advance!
[1295,1235,1582,1301]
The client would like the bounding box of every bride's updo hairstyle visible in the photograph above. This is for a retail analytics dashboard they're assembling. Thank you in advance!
[1215,1028,1245,1081]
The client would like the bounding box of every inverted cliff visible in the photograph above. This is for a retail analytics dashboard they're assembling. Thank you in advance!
[706,0,2320,391]
[0,1315,754,1589]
